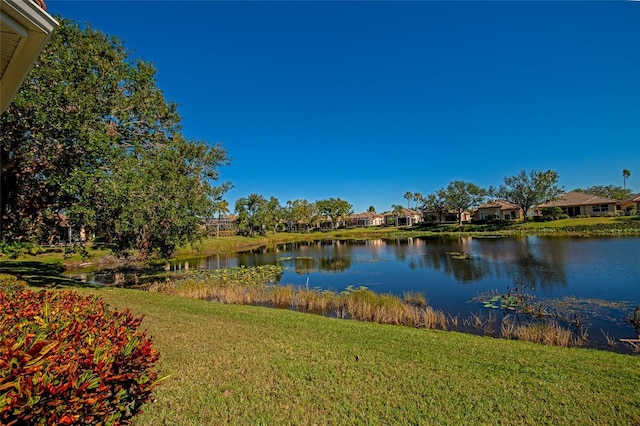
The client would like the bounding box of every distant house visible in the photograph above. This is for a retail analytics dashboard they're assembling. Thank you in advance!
[475,200,523,221]
[620,193,640,213]
[382,208,422,226]
[536,191,620,217]
[348,211,385,228]
[423,209,471,224]
[1,0,58,112]
[204,215,236,235]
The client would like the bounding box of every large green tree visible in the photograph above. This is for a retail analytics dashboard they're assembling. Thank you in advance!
[316,198,353,229]
[0,19,230,258]
[285,199,318,232]
[437,181,487,225]
[494,170,563,221]
[419,193,447,223]
[234,194,268,236]
[258,196,284,235]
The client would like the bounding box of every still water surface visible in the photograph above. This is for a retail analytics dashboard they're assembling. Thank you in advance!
[172,235,640,350]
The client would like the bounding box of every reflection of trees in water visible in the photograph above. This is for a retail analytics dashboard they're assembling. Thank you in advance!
[407,236,567,289]
[215,236,569,291]
[318,256,352,273]
[293,257,314,274]
[282,241,357,274]
[385,237,424,262]
[473,236,567,290]
[414,237,490,283]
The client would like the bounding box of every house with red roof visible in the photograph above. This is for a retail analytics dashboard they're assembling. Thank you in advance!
[475,200,524,221]
[536,191,620,217]
[348,211,385,228]
[382,208,422,227]
[620,194,640,214]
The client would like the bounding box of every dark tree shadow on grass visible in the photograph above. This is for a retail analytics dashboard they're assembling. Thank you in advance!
[0,261,99,289]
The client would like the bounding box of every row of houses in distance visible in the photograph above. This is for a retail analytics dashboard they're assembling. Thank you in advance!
[208,191,640,233]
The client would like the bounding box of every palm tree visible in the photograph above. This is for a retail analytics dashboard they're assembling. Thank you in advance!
[391,204,405,226]
[212,199,230,239]
[404,191,413,209]
[623,169,631,190]
[412,192,424,211]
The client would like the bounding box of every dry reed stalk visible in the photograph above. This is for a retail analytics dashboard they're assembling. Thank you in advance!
[483,312,496,335]
[404,306,421,327]
[403,291,427,308]
[502,319,573,347]
[464,312,485,329]
[272,285,293,308]
[601,329,616,349]
[448,314,459,329]
[420,307,447,330]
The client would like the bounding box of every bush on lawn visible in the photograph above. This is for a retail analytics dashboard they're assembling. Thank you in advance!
[0,285,163,425]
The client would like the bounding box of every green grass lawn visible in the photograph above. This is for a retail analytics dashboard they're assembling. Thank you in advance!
[75,287,639,425]
[517,215,640,230]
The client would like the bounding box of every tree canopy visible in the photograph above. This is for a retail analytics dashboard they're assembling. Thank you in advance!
[436,181,487,225]
[316,198,353,229]
[494,170,563,221]
[284,199,318,232]
[0,19,230,259]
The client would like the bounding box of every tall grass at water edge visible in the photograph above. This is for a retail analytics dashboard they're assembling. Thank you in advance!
[149,277,449,331]
[147,266,603,350]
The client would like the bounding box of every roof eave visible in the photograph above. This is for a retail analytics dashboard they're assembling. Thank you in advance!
[1,0,59,113]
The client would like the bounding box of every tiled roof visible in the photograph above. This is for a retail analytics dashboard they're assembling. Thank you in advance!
[31,0,47,10]
[539,191,620,208]
[621,193,640,203]
[382,208,421,217]
[476,200,521,210]
[350,211,384,219]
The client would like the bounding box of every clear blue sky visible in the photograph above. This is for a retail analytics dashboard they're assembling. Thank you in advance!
[48,1,639,213]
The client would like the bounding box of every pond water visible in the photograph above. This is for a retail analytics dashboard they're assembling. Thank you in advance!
[168,235,640,352]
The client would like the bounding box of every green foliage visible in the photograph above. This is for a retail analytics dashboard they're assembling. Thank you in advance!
[436,180,487,225]
[0,19,230,259]
[0,287,163,425]
[234,194,271,236]
[574,185,631,201]
[541,206,564,220]
[316,198,353,229]
[0,242,48,259]
[495,170,564,222]
[0,242,32,259]
[180,265,285,288]
[284,199,318,232]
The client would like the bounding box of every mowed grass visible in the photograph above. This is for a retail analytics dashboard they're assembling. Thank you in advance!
[517,215,640,230]
[77,287,640,425]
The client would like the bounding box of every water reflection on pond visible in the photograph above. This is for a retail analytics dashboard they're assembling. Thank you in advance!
[175,236,639,301]
[167,235,640,351]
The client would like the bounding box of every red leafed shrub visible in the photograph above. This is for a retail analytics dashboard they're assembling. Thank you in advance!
[0,285,163,425]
